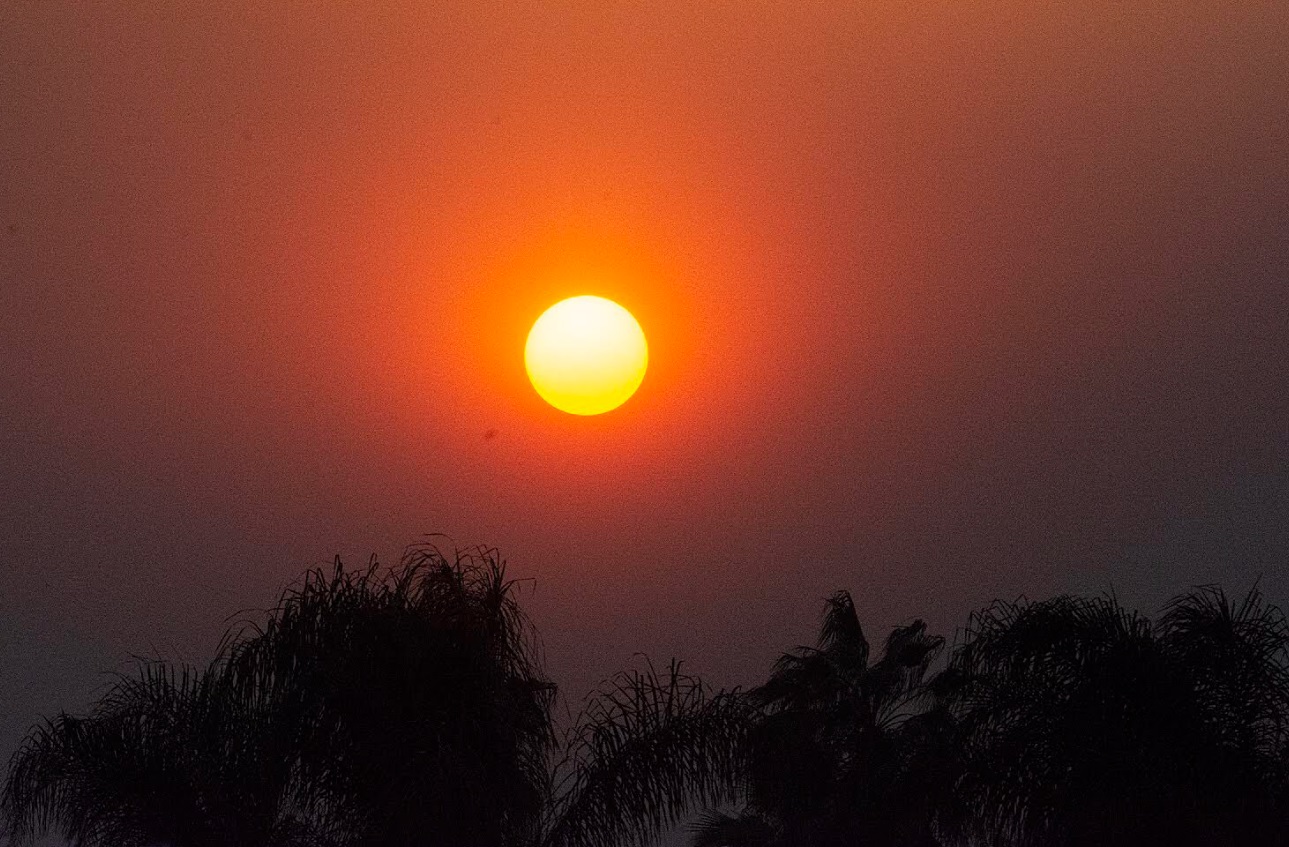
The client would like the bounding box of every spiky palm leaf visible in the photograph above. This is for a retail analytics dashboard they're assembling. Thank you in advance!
[1160,585,1289,761]
[544,661,750,847]
[2,660,328,847]
[701,591,947,847]
[688,811,775,847]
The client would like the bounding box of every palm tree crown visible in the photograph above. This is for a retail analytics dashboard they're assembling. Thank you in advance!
[691,590,948,847]
[3,546,751,847]
[9,545,1289,847]
[938,586,1289,847]
[3,545,557,847]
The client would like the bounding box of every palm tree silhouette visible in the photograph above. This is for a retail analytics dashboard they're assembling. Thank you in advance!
[4,546,557,847]
[10,552,1289,847]
[2,660,327,847]
[2,546,746,847]
[680,591,948,847]
[936,586,1289,847]
[578,586,1289,847]
[544,660,749,847]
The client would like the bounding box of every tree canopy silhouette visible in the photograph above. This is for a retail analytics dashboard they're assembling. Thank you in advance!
[685,590,951,847]
[5,542,1289,847]
[2,545,747,847]
[936,586,1289,847]
[605,587,1289,847]
[4,546,558,847]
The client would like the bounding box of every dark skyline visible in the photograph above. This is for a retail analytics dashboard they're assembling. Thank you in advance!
[2,0,1287,774]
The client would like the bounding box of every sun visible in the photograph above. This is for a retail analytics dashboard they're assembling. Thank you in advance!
[525,295,648,416]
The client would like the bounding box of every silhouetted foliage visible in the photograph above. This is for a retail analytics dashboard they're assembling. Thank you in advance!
[2,546,752,847]
[3,546,556,847]
[223,546,556,847]
[661,586,1289,847]
[688,591,949,847]
[935,586,1289,847]
[7,543,1289,847]
[2,661,327,847]
[544,661,750,847]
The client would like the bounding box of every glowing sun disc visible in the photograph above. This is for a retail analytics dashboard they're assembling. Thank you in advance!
[525,295,648,415]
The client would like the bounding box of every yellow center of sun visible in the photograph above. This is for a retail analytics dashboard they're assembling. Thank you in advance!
[525,295,648,416]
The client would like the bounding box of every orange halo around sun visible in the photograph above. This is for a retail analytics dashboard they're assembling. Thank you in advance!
[525,295,648,415]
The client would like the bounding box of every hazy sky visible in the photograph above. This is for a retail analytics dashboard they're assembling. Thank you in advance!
[2,0,1287,764]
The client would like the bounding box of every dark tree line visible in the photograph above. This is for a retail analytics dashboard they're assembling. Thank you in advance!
[679,587,1289,847]
[5,543,1289,847]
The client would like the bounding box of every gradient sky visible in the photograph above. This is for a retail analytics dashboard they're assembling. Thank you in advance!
[2,0,1288,766]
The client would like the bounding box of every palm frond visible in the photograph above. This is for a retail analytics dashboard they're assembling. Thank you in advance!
[688,810,776,847]
[817,591,869,669]
[223,544,556,847]
[544,660,751,847]
[2,659,319,847]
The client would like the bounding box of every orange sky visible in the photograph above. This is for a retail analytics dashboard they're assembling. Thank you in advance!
[2,0,1287,755]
